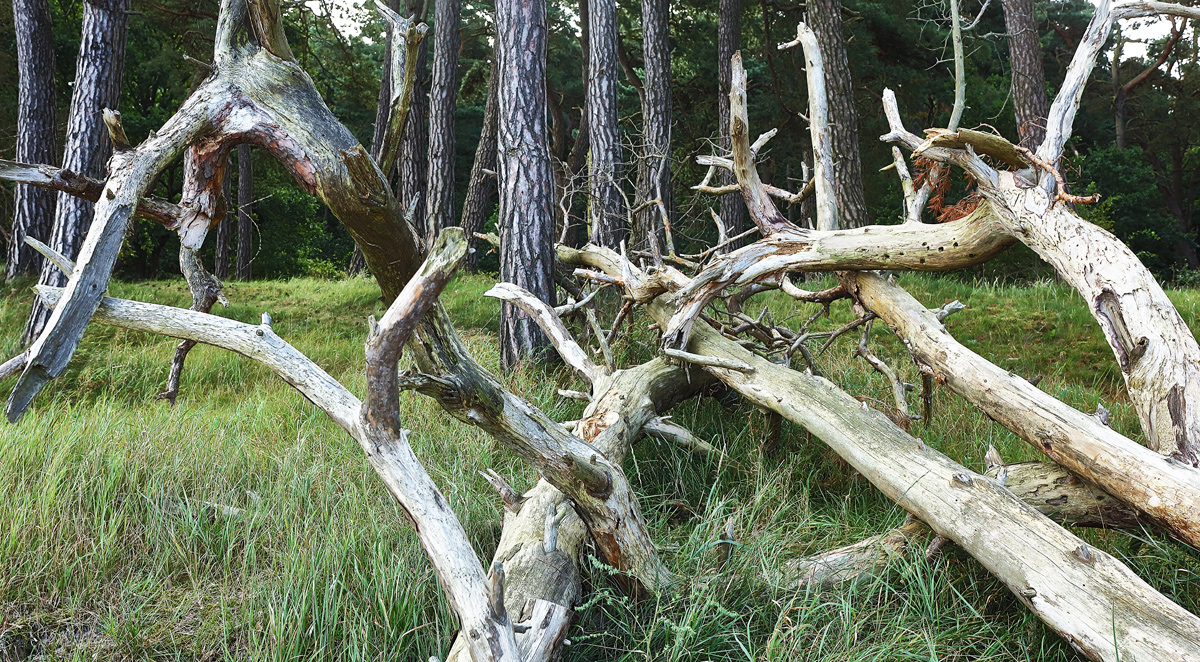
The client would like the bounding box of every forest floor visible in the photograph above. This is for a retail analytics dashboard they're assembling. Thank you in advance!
[0,271,1197,661]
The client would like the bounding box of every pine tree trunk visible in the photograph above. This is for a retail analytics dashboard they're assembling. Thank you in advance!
[717,0,747,245]
[424,0,460,248]
[807,0,869,228]
[587,0,626,249]
[235,144,253,280]
[399,0,430,239]
[636,0,672,249]
[214,160,232,280]
[7,0,57,282]
[560,0,591,249]
[497,0,556,366]
[26,0,129,343]
[461,57,499,271]
[1000,0,1049,149]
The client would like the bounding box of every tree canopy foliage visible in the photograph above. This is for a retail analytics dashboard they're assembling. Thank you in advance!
[1,0,1197,279]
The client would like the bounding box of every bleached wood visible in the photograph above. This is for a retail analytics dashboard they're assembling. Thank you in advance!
[849,271,1200,545]
[780,24,837,230]
[563,245,1200,662]
[485,282,604,383]
[38,231,525,662]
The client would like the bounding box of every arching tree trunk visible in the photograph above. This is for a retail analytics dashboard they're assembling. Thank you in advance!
[1001,0,1050,149]
[26,0,129,343]
[587,0,626,249]
[807,0,869,228]
[461,56,499,271]
[235,144,253,280]
[717,0,747,245]
[424,0,460,248]
[7,0,57,283]
[497,0,556,365]
[637,0,672,249]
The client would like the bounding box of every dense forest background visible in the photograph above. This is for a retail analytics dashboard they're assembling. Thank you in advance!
[0,0,1194,281]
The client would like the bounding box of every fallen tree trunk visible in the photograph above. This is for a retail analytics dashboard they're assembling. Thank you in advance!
[562,245,1200,662]
[846,270,1200,547]
[778,451,1154,591]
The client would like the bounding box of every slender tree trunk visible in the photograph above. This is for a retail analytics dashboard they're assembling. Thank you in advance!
[214,161,232,280]
[587,0,626,249]
[7,0,57,282]
[424,0,460,248]
[399,0,430,239]
[717,0,747,245]
[461,57,500,271]
[26,0,129,343]
[235,144,253,280]
[497,0,557,365]
[1001,0,1050,149]
[1113,34,1126,150]
[352,0,403,275]
[636,0,672,249]
[807,0,869,227]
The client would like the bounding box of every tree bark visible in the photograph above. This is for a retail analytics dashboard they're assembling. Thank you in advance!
[587,0,626,249]
[1001,0,1050,149]
[636,0,672,249]
[26,0,130,342]
[399,0,430,238]
[497,0,556,365]
[717,0,747,245]
[235,144,253,280]
[424,0,460,248]
[7,0,57,282]
[461,57,500,271]
[806,0,869,227]
[215,159,232,280]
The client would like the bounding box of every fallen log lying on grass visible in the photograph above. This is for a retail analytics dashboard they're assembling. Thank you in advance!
[562,244,1200,661]
[846,270,1200,548]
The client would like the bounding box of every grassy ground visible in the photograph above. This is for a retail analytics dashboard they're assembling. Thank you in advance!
[0,271,1197,661]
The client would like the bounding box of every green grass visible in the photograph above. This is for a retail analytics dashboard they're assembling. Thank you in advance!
[0,271,1197,661]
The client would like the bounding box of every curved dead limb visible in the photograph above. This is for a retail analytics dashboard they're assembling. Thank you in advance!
[727,52,801,235]
[847,271,1200,547]
[485,283,604,383]
[37,230,538,662]
[656,203,1012,350]
[562,245,1200,661]
[0,159,183,228]
[406,307,673,595]
[882,85,1200,465]
[1114,0,1200,21]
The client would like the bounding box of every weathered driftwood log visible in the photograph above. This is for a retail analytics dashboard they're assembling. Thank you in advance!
[846,271,1200,547]
[563,245,1200,662]
[778,449,1154,591]
[984,447,1149,531]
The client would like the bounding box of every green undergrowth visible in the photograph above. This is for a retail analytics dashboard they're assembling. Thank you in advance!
[0,271,1197,661]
